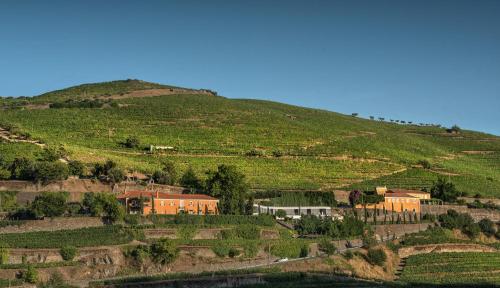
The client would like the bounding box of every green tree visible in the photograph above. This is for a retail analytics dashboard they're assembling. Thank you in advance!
[205,165,248,215]
[68,160,85,177]
[275,209,287,219]
[8,157,34,180]
[150,239,179,265]
[31,192,68,218]
[431,177,460,202]
[82,192,124,223]
[179,167,201,191]
[32,161,69,184]
[478,218,496,237]
[38,147,67,162]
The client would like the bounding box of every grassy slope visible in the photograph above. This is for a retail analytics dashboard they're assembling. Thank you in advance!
[0,80,499,195]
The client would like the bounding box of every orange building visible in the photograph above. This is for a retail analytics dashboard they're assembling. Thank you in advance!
[117,191,219,215]
[355,188,430,214]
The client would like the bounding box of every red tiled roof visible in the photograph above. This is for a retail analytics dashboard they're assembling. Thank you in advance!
[384,192,418,198]
[387,189,430,195]
[117,191,218,201]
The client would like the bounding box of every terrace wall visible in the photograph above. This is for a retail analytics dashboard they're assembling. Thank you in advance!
[0,217,103,234]
[421,204,500,222]
[0,179,186,203]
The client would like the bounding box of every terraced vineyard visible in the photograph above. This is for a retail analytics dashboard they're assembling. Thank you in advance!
[1,80,499,194]
[399,252,500,285]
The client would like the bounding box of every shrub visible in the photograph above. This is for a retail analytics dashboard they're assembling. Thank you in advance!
[318,237,336,256]
[417,159,431,169]
[150,239,179,265]
[82,193,124,223]
[235,225,260,240]
[366,248,386,266]
[343,250,353,260]
[212,242,231,257]
[32,161,69,184]
[177,226,197,240]
[242,242,259,258]
[431,177,460,202]
[361,229,377,248]
[463,223,481,238]
[59,245,77,261]
[478,218,496,237]
[179,167,201,191]
[228,247,240,258]
[68,160,85,177]
[275,209,287,219]
[31,192,68,218]
[22,265,38,283]
[124,136,140,149]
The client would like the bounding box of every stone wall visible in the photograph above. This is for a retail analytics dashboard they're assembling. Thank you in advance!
[398,243,497,258]
[421,204,500,222]
[0,217,103,234]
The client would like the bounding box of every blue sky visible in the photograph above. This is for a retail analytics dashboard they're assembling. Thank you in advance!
[0,0,499,135]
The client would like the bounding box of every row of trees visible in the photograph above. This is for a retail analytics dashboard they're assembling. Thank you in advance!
[9,192,124,223]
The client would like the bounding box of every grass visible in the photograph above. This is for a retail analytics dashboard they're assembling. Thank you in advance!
[1,80,499,196]
[399,252,500,285]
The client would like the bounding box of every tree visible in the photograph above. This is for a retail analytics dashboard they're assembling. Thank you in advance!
[431,177,460,202]
[8,157,34,180]
[38,147,66,162]
[82,192,124,223]
[478,218,496,237]
[417,159,431,169]
[351,113,358,117]
[68,160,85,177]
[245,195,254,215]
[31,192,68,218]
[205,165,249,215]
[32,161,69,184]
[124,136,140,149]
[91,160,124,183]
[150,239,179,265]
[153,161,177,185]
[179,167,201,191]
[369,116,375,120]
[318,237,336,255]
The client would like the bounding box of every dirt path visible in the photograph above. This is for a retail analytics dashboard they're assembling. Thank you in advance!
[0,127,45,148]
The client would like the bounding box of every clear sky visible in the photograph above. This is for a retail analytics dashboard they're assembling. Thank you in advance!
[0,0,499,135]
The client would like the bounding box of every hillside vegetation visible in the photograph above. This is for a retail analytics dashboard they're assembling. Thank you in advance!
[0,80,499,196]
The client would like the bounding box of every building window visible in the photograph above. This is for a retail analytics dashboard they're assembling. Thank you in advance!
[294,209,299,215]
[160,200,165,206]
[170,201,174,206]
[307,209,311,215]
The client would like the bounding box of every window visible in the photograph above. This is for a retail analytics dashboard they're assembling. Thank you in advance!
[160,200,165,206]
[189,201,193,206]
[294,209,299,215]
[170,201,174,206]
[307,209,311,215]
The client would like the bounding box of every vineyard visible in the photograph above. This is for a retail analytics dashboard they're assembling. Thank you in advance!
[399,252,500,285]
[0,80,499,194]
[0,226,138,248]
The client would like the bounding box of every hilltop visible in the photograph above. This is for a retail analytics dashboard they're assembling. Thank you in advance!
[0,80,499,197]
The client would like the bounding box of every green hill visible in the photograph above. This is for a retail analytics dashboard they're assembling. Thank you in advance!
[0,80,499,197]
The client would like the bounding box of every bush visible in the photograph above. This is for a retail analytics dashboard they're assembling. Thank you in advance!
[478,219,496,237]
[177,226,197,240]
[343,250,354,260]
[242,242,259,258]
[318,237,336,255]
[417,159,431,169]
[59,245,77,261]
[270,241,308,259]
[124,136,140,149]
[32,161,69,184]
[366,248,386,266]
[228,247,240,258]
[212,242,231,257]
[150,239,179,265]
[235,225,260,240]
[22,265,38,283]
[275,209,287,219]
[68,160,85,177]
[31,192,68,218]
[82,193,124,223]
